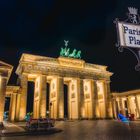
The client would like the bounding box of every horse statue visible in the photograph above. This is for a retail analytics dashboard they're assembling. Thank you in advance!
[69,49,77,58]
[75,50,81,59]
[64,48,70,56]
[60,47,67,56]
[60,40,82,59]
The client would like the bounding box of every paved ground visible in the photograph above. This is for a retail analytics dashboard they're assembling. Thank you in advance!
[1,120,140,140]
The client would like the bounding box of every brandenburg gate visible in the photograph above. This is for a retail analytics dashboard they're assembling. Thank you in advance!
[0,41,139,124]
[14,53,113,121]
[0,42,140,124]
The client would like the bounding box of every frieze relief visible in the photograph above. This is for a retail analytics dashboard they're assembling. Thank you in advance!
[21,63,110,80]
[26,64,47,71]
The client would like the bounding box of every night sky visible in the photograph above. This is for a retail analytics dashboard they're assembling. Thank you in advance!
[0,0,140,92]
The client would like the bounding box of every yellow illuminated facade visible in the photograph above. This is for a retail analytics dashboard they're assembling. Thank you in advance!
[16,54,113,121]
[0,53,115,122]
[7,54,114,121]
[1,53,140,123]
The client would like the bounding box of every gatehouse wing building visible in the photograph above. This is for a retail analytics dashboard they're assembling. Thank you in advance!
[0,61,13,122]
[112,89,140,119]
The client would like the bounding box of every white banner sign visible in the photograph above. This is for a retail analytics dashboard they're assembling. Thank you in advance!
[118,22,140,48]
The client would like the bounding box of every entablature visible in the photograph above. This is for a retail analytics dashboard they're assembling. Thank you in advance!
[16,53,113,81]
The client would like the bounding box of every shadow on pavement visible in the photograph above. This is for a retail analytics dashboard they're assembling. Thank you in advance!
[0,128,63,137]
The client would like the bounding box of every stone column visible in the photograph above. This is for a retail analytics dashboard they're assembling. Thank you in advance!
[119,98,123,114]
[57,77,64,119]
[116,100,119,114]
[15,94,21,121]
[107,82,113,118]
[135,96,140,118]
[121,99,126,116]
[126,97,131,113]
[116,100,120,113]
[79,79,84,119]
[103,80,111,118]
[76,79,83,119]
[92,80,98,119]
[33,78,38,119]
[112,99,117,119]
[39,75,47,118]
[9,93,17,121]
[98,80,107,119]
[0,77,7,122]
[19,74,28,121]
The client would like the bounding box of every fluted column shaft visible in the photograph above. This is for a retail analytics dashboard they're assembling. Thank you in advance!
[135,96,140,118]
[104,81,111,118]
[112,99,117,119]
[79,79,84,119]
[15,94,21,120]
[92,80,98,118]
[0,77,7,122]
[19,74,28,121]
[39,75,47,118]
[9,93,17,121]
[119,98,123,114]
[57,77,64,119]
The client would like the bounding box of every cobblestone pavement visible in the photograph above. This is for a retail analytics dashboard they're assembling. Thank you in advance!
[1,120,140,140]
